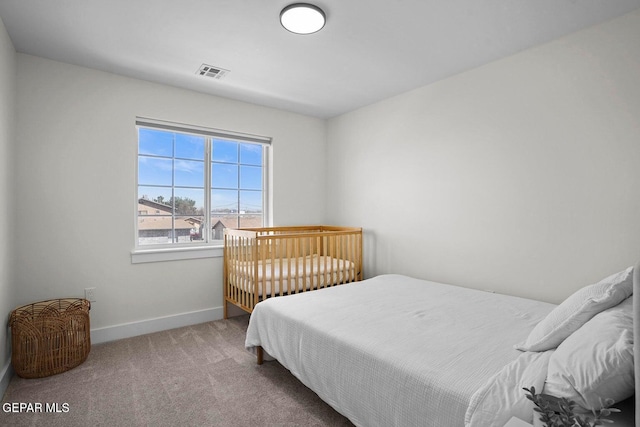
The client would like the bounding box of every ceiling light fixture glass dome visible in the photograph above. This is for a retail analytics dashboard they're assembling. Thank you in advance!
[280,3,326,35]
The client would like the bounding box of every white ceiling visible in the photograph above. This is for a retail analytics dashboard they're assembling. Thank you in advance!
[1,0,639,118]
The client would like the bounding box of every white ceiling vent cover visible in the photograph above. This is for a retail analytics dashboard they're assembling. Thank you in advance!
[196,64,229,80]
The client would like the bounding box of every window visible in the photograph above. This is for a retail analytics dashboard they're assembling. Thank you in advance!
[136,118,270,250]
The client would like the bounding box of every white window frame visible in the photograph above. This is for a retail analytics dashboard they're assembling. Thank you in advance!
[131,117,271,264]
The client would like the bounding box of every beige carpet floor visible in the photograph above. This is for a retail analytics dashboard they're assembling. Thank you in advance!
[0,315,353,426]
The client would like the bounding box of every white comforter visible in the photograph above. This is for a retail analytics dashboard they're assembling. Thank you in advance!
[245,274,556,427]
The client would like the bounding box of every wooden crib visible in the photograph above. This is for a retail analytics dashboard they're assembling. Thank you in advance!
[223,225,362,318]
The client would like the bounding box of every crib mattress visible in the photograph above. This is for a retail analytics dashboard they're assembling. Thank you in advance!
[230,255,355,296]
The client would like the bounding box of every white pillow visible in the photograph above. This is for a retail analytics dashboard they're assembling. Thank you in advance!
[543,297,633,410]
[515,267,633,352]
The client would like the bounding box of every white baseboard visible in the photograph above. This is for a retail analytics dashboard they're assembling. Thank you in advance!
[1,306,240,395]
[1,358,13,399]
[91,306,226,344]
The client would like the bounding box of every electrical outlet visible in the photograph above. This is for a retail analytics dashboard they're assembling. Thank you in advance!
[84,287,96,302]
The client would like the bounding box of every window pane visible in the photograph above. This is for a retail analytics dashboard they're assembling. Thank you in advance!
[174,159,204,188]
[212,163,238,188]
[240,165,261,190]
[240,190,262,213]
[212,139,238,163]
[138,215,174,246]
[138,187,173,209]
[240,143,262,166]
[173,188,205,215]
[175,134,205,160]
[139,128,173,156]
[211,189,238,213]
[239,214,262,228]
[210,214,239,239]
[138,157,173,186]
[211,214,239,228]
[169,216,191,244]
[176,215,204,242]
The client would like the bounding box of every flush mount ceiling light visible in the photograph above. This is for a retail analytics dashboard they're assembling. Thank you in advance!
[280,3,326,35]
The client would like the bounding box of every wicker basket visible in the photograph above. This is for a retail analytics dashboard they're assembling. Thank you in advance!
[9,298,91,379]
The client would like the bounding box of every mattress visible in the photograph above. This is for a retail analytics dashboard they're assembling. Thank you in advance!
[245,274,555,427]
[231,255,356,295]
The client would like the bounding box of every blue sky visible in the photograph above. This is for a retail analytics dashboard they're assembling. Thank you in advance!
[138,128,262,213]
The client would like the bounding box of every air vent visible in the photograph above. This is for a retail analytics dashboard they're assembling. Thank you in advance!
[196,64,229,80]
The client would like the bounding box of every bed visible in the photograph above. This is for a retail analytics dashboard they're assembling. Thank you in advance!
[223,225,362,318]
[245,263,638,426]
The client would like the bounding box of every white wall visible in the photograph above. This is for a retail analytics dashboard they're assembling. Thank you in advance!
[14,54,326,336]
[0,15,16,392]
[6,8,640,356]
[326,10,640,304]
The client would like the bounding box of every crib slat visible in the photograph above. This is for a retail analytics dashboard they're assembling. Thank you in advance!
[349,234,354,282]
[223,233,229,318]
[294,238,300,294]
[272,234,277,297]
[245,237,251,309]
[235,236,239,307]
[277,236,282,297]
[232,235,238,308]
[241,237,247,309]
[331,235,336,287]
[252,236,258,309]
[233,235,238,308]
[348,234,352,282]
[316,235,321,290]
[338,234,344,285]
[302,237,308,292]
[247,239,252,304]
[260,238,267,302]
[286,237,292,296]
[337,234,343,285]
[344,233,349,283]
[324,235,330,289]
[333,235,337,285]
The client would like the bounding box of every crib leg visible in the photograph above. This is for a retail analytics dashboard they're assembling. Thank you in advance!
[257,346,264,365]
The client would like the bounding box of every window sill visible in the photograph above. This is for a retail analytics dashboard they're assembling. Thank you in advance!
[131,245,223,264]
